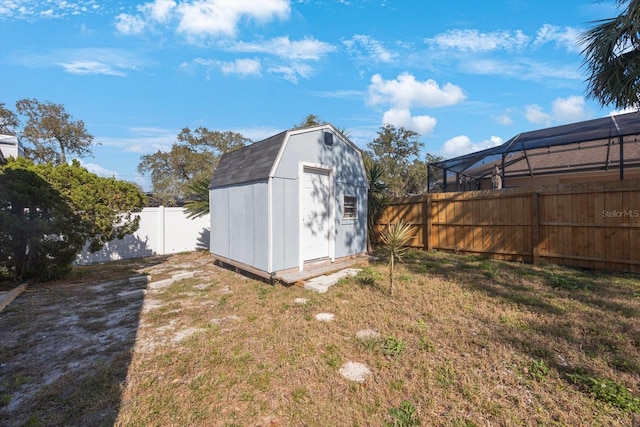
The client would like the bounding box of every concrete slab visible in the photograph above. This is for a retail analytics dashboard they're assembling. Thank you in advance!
[339,361,371,382]
[117,289,146,301]
[304,282,330,293]
[315,313,334,322]
[147,278,175,290]
[308,275,336,286]
[129,275,151,285]
[172,271,196,281]
[303,268,362,293]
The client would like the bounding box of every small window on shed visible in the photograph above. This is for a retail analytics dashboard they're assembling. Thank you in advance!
[343,195,357,220]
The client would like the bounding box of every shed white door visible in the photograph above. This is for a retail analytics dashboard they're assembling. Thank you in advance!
[302,168,330,261]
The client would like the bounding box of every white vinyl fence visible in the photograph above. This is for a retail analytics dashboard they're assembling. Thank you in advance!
[76,206,210,265]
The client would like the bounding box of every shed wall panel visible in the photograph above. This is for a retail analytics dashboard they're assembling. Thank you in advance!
[334,180,368,257]
[252,182,269,271]
[210,188,230,258]
[274,130,366,187]
[211,183,268,272]
[271,177,299,271]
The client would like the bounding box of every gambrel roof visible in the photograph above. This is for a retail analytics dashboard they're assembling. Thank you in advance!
[210,130,287,188]
[210,124,362,188]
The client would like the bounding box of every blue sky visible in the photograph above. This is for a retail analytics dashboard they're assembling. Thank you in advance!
[0,0,626,189]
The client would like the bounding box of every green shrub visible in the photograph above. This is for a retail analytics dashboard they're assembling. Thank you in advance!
[385,400,420,426]
[382,337,406,356]
[568,373,640,412]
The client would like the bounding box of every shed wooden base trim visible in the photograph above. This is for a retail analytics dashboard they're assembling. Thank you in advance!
[211,253,369,285]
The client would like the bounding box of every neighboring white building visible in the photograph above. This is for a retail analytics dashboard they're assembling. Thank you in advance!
[0,134,24,161]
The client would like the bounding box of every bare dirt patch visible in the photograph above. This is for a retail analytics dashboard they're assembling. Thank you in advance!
[0,252,216,426]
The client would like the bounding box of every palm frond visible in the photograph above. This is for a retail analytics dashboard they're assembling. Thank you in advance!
[580,1,640,109]
[183,177,210,219]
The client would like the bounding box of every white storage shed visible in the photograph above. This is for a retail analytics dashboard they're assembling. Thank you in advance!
[209,124,367,281]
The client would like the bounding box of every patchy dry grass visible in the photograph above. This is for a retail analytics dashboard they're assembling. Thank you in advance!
[2,250,640,426]
[117,250,639,426]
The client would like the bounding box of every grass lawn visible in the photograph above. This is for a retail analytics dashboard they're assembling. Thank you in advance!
[2,250,639,426]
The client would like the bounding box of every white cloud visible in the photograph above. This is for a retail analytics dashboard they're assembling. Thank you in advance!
[0,0,103,20]
[368,72,466,109]
[610,106,639,116]
[427,29,529,52]
[230,36,336,60]
[140,0,176,23]
[534,24,581,52]
[57,60,126,76]
[551,95,587,122]
[382,108,437,135]
[268,62,313,83]
[81,162,120,178]
[525,96,589,125]
[96,126,175,154]
[442,135,503,157]
[465,58,582,81]
[114,13,146,34]
[180,57,262,79]
[114,0,290,40]
[343,34,396,63]
[494,112,513,125]
[219,58,261,76]
[176,0,289,38]
[367,73,465,136]
[525,104,553,125]
[12,48,143,76]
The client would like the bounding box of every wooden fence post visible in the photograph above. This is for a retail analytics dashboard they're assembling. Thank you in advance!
[426,195,433,252]
[531,192,539,265]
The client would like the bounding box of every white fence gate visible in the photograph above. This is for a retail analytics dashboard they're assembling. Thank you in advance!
[76,206,210,265]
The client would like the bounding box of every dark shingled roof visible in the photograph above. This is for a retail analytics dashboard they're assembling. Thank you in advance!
[433,111,640,178]
[210,130,287,188]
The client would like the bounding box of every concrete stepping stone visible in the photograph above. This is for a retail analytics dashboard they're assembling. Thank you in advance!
[304,268,362,293]
[172,271,196,281]
[129,275,151,285]
[356,328,381,340]
[218,285,232,294]
[117,289,146,301]
[148,278,174,290]
[315,312,334,322]
[339,361,371,382]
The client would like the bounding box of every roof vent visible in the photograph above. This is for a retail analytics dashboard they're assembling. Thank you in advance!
[324,132,334,146]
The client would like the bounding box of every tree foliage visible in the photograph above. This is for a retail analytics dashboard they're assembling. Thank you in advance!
[364,155,389,251]
[292,114,352,138]
[293,114,325,129]
[183,177,211,219]
[426,153,444,192]
[367,124,424,197]
[0,102,19,135]
[16,98,95,164]
[0,158,146,282]
[138,127,248,206]
[580,0,640,109]
[0,164,81,281]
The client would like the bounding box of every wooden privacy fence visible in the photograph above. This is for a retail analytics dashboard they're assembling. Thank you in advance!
[375,179,640,272]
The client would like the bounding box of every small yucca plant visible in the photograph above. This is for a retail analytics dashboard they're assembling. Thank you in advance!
[379,220,413,296]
